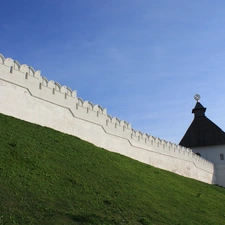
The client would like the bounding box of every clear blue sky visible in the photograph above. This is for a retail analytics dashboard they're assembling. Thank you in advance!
[1,0,225,144]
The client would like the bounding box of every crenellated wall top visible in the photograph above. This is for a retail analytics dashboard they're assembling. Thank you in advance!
[0,53,214,168]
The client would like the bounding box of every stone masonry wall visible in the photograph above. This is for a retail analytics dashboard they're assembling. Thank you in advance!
[0,53,217,185]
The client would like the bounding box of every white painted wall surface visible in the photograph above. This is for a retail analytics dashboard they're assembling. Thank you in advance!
[215,165,225,187]
[0,53,217,185]
[192,145,225,165]
[192,145,225,186]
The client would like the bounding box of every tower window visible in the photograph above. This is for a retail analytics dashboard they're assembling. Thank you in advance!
[220,154,224,160]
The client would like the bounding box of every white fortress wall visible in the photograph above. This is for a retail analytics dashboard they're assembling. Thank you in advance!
[192,145,225,187]
[0,53,217,185]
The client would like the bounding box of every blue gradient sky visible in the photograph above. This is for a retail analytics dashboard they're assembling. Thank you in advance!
[1,0,225,144]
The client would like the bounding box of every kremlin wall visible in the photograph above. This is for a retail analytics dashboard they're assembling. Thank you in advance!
[0,53,217,185]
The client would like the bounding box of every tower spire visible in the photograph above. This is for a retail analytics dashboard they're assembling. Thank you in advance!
[192,94,206,117]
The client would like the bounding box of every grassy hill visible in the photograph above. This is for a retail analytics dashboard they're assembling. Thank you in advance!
[1,113,225,225]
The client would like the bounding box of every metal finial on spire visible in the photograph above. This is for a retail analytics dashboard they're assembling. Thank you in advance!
[194,94,201,102]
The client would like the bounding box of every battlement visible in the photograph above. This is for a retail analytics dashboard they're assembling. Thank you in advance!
[0,53,216,185]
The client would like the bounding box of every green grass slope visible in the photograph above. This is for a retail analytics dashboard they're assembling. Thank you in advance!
[1,113,225,225]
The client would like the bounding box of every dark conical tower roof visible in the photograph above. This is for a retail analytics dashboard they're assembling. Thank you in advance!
[179,100,225,148]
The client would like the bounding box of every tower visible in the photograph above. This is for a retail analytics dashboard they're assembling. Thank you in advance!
[180,95,225,186]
